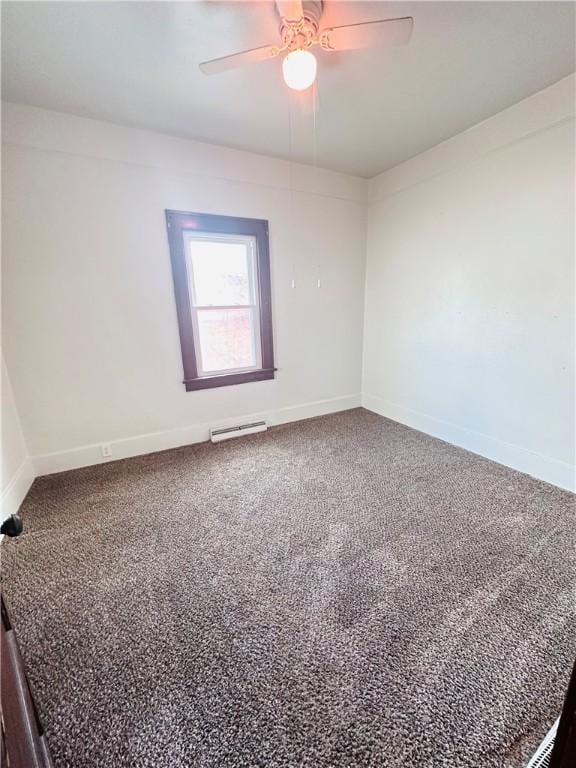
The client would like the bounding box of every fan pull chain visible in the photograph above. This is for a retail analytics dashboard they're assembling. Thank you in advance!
[312,81,321,290]
[288,92,298,292]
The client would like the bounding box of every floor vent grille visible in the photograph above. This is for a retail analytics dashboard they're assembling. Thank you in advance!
[526,718,558,768]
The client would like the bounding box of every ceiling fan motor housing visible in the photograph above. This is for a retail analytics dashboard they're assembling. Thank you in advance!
[279,0,323,51]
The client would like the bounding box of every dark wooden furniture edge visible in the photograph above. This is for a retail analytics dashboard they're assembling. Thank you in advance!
[1,594,54,768]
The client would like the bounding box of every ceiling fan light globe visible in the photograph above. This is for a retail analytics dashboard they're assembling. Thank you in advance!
[282,49,317,90]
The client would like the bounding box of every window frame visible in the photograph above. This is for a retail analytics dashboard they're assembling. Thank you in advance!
[165,210,275,392]
[185,231,262,377]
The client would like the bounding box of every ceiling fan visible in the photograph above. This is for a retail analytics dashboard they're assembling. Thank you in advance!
[199,1,414,91]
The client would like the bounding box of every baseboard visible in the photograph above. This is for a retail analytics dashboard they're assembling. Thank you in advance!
[33,394,361,476]
[362,392,575,493]
[1,457,35,520]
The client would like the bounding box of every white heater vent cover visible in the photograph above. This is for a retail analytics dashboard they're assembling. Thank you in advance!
[525,718,558,768]
[210,420,267,443]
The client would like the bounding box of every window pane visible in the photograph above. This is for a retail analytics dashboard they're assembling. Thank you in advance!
[196,308,258,373]
[188,239,253,306]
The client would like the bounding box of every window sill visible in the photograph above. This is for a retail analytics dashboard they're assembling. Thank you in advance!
[184,368,276,392]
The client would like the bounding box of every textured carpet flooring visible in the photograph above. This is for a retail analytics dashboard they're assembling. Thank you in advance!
[2,408,575,768]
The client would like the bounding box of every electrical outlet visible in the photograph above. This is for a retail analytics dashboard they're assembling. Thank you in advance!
[101,443,112,458]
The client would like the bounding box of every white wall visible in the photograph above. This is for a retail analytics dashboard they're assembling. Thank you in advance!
[1,356,34,518]
[363,75,575,491]
[2,103,367,475]
[3,76,575,492]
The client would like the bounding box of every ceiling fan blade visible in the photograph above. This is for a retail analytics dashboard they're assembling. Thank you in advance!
[276,0,304,22]
[320,16,414,51]
[200,45,279,75]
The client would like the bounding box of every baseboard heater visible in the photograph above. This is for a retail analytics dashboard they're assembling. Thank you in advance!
[525,719,559,768]
[210,420,267,443]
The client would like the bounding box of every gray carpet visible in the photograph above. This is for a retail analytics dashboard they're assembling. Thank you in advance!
[2,408,575,768]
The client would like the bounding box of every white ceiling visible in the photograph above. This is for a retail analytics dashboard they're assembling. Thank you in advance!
[2,1,575,177]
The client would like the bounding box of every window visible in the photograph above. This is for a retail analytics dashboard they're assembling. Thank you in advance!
[166,210,275,391]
